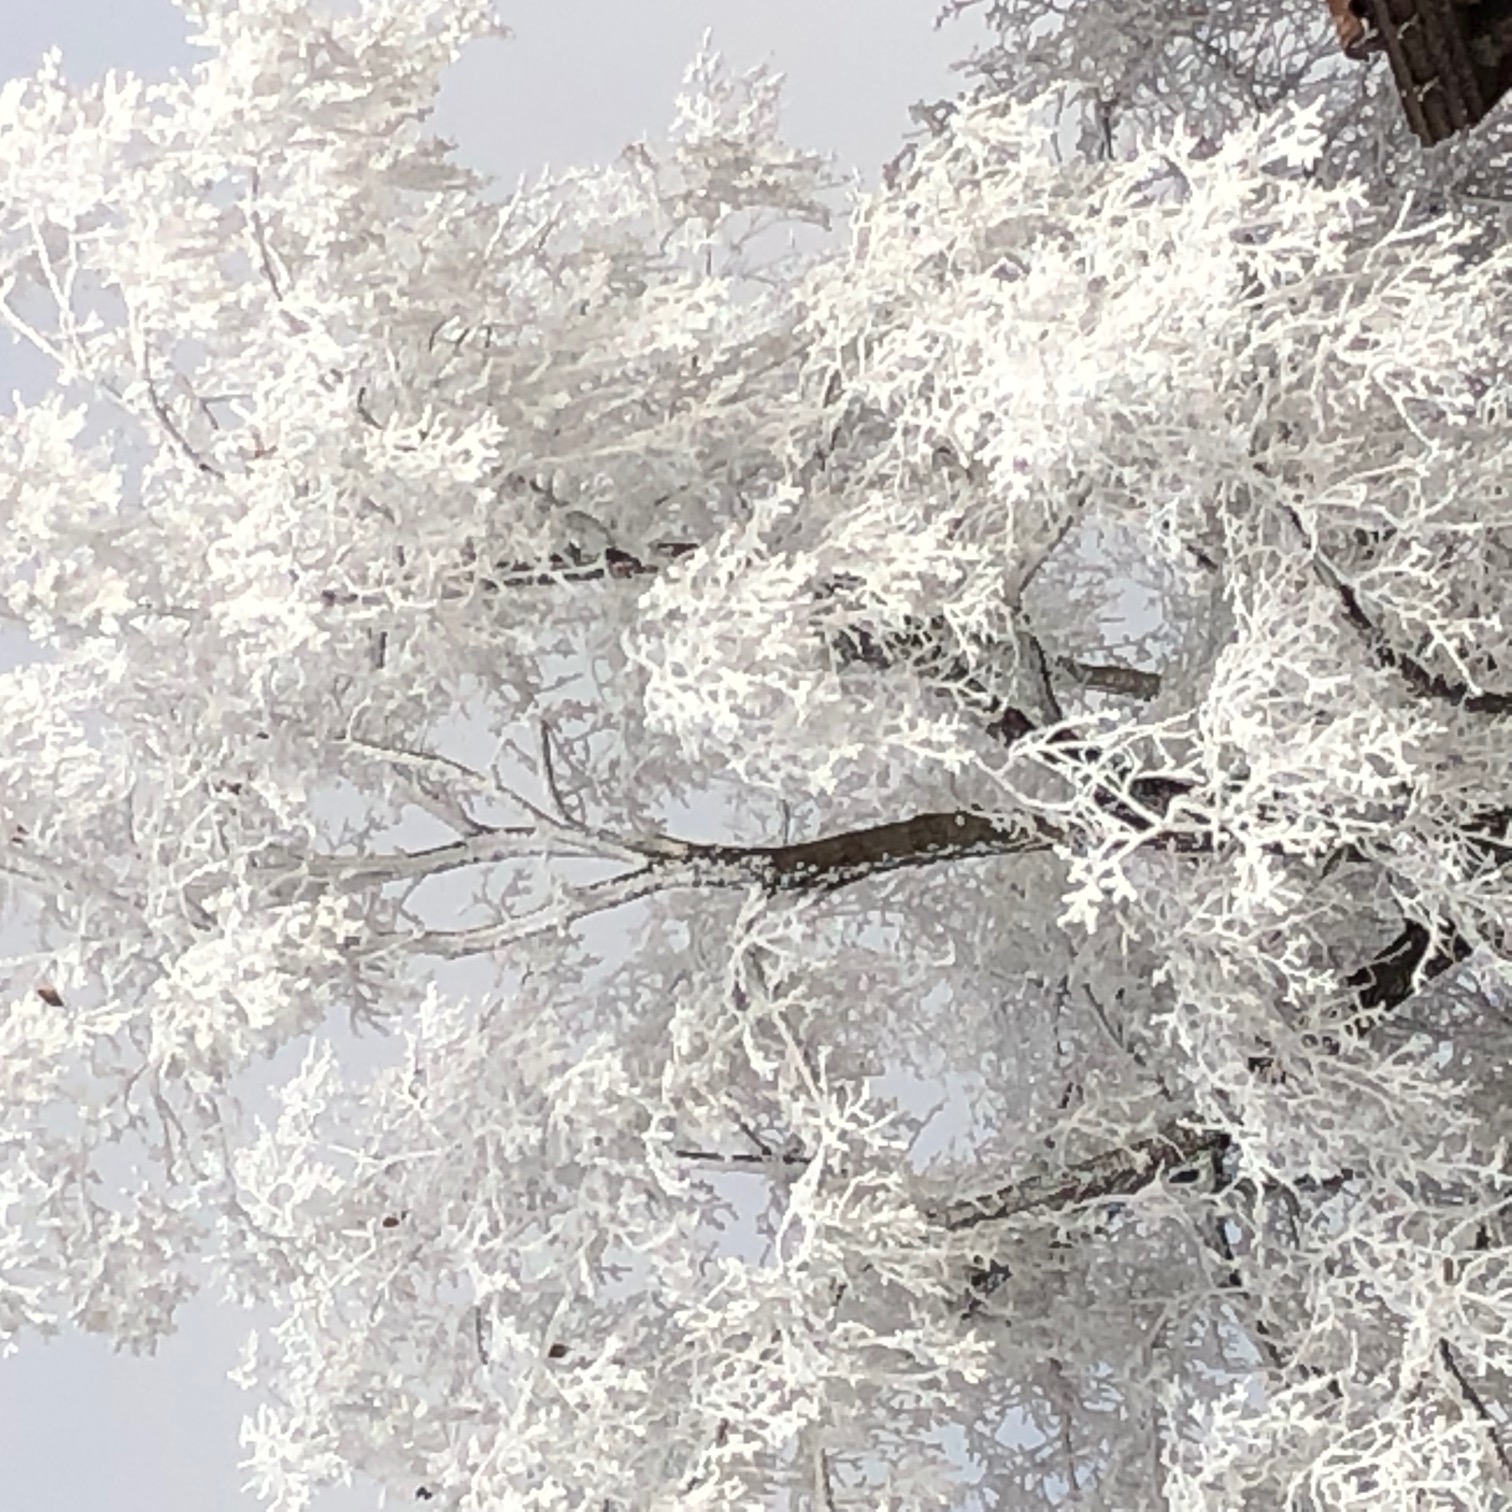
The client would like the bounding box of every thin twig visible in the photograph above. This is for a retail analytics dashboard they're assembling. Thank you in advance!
[140,351,223,477]
[246,168,288,304]
[672,1147,809,1169]
[1440,1338,1512,1478]
[538,720,583,828]
[817,1448,837,1511]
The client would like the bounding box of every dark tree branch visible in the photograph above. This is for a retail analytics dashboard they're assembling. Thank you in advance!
[828,612,1162,749]
[692,809,1056,894]
[673,1147,808,1169]
[477,540,698,588]
[1328,569,1512,716]
[937,1123,1233,1313]
[1440,1338,1512,1479]
[1344,918,1477,1019]
[928,897,1493,1313]
[931,1122,1231,1235]
[1283,503,1512,717]
[1052,657,1163,700]
[1210,1206,1290,1375]
[471,549,1165,730]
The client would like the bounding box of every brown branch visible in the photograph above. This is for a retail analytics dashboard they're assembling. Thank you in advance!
[1329,570,1512,716]
[1344,918,1477,1018]
[1284,503,1512,717]
[694,809,1055,894]
[931,1122,1231,1235]
[482,553,1165,713]
[930,906,1491,1314]
[828,611,1167,775]
[933,1123,1232,1312]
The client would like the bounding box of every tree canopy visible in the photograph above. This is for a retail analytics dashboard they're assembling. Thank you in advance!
[1,2,1511,1508]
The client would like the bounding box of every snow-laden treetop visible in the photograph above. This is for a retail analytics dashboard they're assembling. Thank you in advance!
[2,2,1511,1508]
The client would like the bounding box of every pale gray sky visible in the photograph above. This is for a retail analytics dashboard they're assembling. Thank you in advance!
[0,5,968,1510]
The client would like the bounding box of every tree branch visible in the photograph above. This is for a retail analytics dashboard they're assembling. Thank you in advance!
[700,810,1054,892]
[1052,656,1163,701]
[931,1121,1230,1235]
[1440,1338,1512,1479]
[1284,503,1512,716]
[474,541,697,589]
[1344,918,1477,1019]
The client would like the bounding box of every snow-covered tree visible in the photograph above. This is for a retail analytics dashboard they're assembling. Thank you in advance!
[2,1,1511,1507]
[945,0,1512,208]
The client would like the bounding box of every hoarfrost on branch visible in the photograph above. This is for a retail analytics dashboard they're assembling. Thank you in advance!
[1,1,1511,1508]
